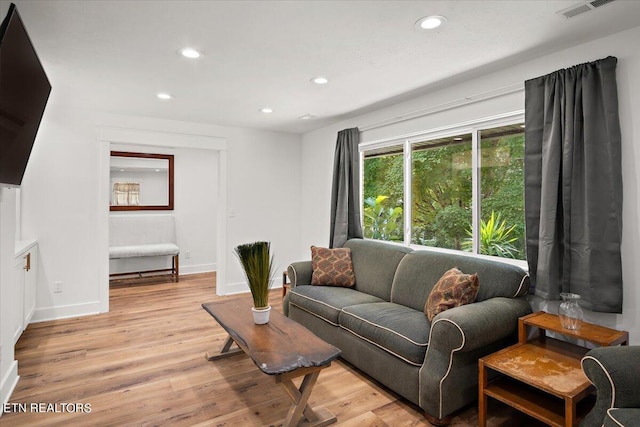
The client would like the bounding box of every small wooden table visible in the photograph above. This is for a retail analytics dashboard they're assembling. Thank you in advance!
[282,270,291,298]
[202,299,341,427]
[479,312,628,427]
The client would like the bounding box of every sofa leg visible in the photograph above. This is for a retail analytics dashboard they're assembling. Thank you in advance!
[424,411,451,426]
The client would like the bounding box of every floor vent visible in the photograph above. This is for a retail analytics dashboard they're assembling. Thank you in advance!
[558,0,615,19]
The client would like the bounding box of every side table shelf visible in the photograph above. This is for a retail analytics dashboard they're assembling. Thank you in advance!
[479,311,629,427]
[484,376,596,427]
[518,311,629,347]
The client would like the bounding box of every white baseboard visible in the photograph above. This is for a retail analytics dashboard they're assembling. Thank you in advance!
[179,263,216,275]
[219,278,282,296]
[31,267,215,324]
[221,281,250,295]
[31,301,102,323]
[1,360,18,411]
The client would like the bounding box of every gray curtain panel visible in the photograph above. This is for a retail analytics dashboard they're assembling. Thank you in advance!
[329,127,363,248]
[524,56,623,313]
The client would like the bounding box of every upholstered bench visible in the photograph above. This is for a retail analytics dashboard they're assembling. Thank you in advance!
[109,215,180,282]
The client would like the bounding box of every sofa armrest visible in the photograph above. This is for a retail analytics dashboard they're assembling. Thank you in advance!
[283,261,312,317]
[581,346,640,427]
[419,297,531,420]
[428,297,532,354]
[287,261,313,288]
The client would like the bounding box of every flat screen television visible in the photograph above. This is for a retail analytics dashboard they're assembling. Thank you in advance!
[0,3,51,187]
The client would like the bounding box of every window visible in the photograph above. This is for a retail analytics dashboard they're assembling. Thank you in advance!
[478,125,525,259]
[361,116,525,261]
[112,182,141,206]
[362,143,404,242]
[411,132,472,250]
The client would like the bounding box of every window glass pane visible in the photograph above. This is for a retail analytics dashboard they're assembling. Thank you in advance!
[362,145,404,242]
[411,134,472,250]
[478,124,525,259]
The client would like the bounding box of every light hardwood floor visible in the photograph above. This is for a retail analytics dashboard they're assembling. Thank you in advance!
[2,273,536,426]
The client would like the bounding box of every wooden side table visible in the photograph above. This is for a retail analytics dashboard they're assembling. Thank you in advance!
[282,270,291,298]
[479,312,628,427]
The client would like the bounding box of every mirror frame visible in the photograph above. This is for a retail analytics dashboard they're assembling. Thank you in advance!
[110,151,174,211]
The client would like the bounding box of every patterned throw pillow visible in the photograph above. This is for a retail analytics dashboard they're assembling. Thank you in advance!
[310,246,356,287]
[425,267,479,322]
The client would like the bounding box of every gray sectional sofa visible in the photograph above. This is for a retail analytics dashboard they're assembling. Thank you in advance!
[284,239,532,425]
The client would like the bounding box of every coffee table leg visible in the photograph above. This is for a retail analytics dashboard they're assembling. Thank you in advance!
[206,334,243,361]
[277,369,337,427]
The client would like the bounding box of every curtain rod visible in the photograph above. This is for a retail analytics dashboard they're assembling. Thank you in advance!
[359,82,524,133]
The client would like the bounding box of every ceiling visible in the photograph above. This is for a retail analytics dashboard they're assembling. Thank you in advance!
[10,0,640,134]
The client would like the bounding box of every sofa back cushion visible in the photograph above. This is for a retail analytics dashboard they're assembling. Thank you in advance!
[391,250,529,311]
[344,239,412,301]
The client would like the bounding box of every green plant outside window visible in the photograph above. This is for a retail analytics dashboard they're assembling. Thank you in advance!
[362,123,525,260]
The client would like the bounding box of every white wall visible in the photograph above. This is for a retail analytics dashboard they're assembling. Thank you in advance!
[172,146,218,275]
[20,105,105,321]
[18,103,302,323]
[224,126,303,293]
[299,26,640,344]
[0,188,19,406]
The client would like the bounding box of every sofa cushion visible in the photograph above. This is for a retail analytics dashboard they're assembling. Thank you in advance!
[339,302,430,366]
[310,246,355,287]
[391,250,529,311]
[425,267,479,321]
[344,239,412,301]
[289,285,384,325]
[109,243,180,259]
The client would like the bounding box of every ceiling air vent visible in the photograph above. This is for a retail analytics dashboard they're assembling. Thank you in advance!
[589,0,615,8]
[557,0,615,19]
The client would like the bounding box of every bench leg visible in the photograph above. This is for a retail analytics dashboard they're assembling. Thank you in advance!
[174,255,179,282]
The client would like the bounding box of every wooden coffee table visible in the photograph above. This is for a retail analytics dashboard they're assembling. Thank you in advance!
[478,312,628,427]
[202,298,342,427]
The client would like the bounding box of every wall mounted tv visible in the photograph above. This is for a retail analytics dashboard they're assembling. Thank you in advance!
[0,3,51,187]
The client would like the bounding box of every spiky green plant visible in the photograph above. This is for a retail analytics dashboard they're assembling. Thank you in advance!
[462,211,518,258]
[234,241,274,308]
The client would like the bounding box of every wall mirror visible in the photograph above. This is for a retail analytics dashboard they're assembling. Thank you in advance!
[110,151,174,211]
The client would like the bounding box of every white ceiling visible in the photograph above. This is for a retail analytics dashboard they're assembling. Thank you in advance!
[11,0,640,134]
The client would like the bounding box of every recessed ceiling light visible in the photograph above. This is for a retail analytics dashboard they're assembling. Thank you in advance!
[299,114,316,120]
[311,77,329,85]
[157,93,172,100]
[180,48,201,59]
[453,137,463,141]
[119,169,125,172]
[415,15,447,30]
[260,107,273,114]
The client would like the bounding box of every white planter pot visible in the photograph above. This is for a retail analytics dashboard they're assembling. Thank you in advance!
[251,305,271,324]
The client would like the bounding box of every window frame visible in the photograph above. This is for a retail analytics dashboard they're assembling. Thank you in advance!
[360,110,526,269]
